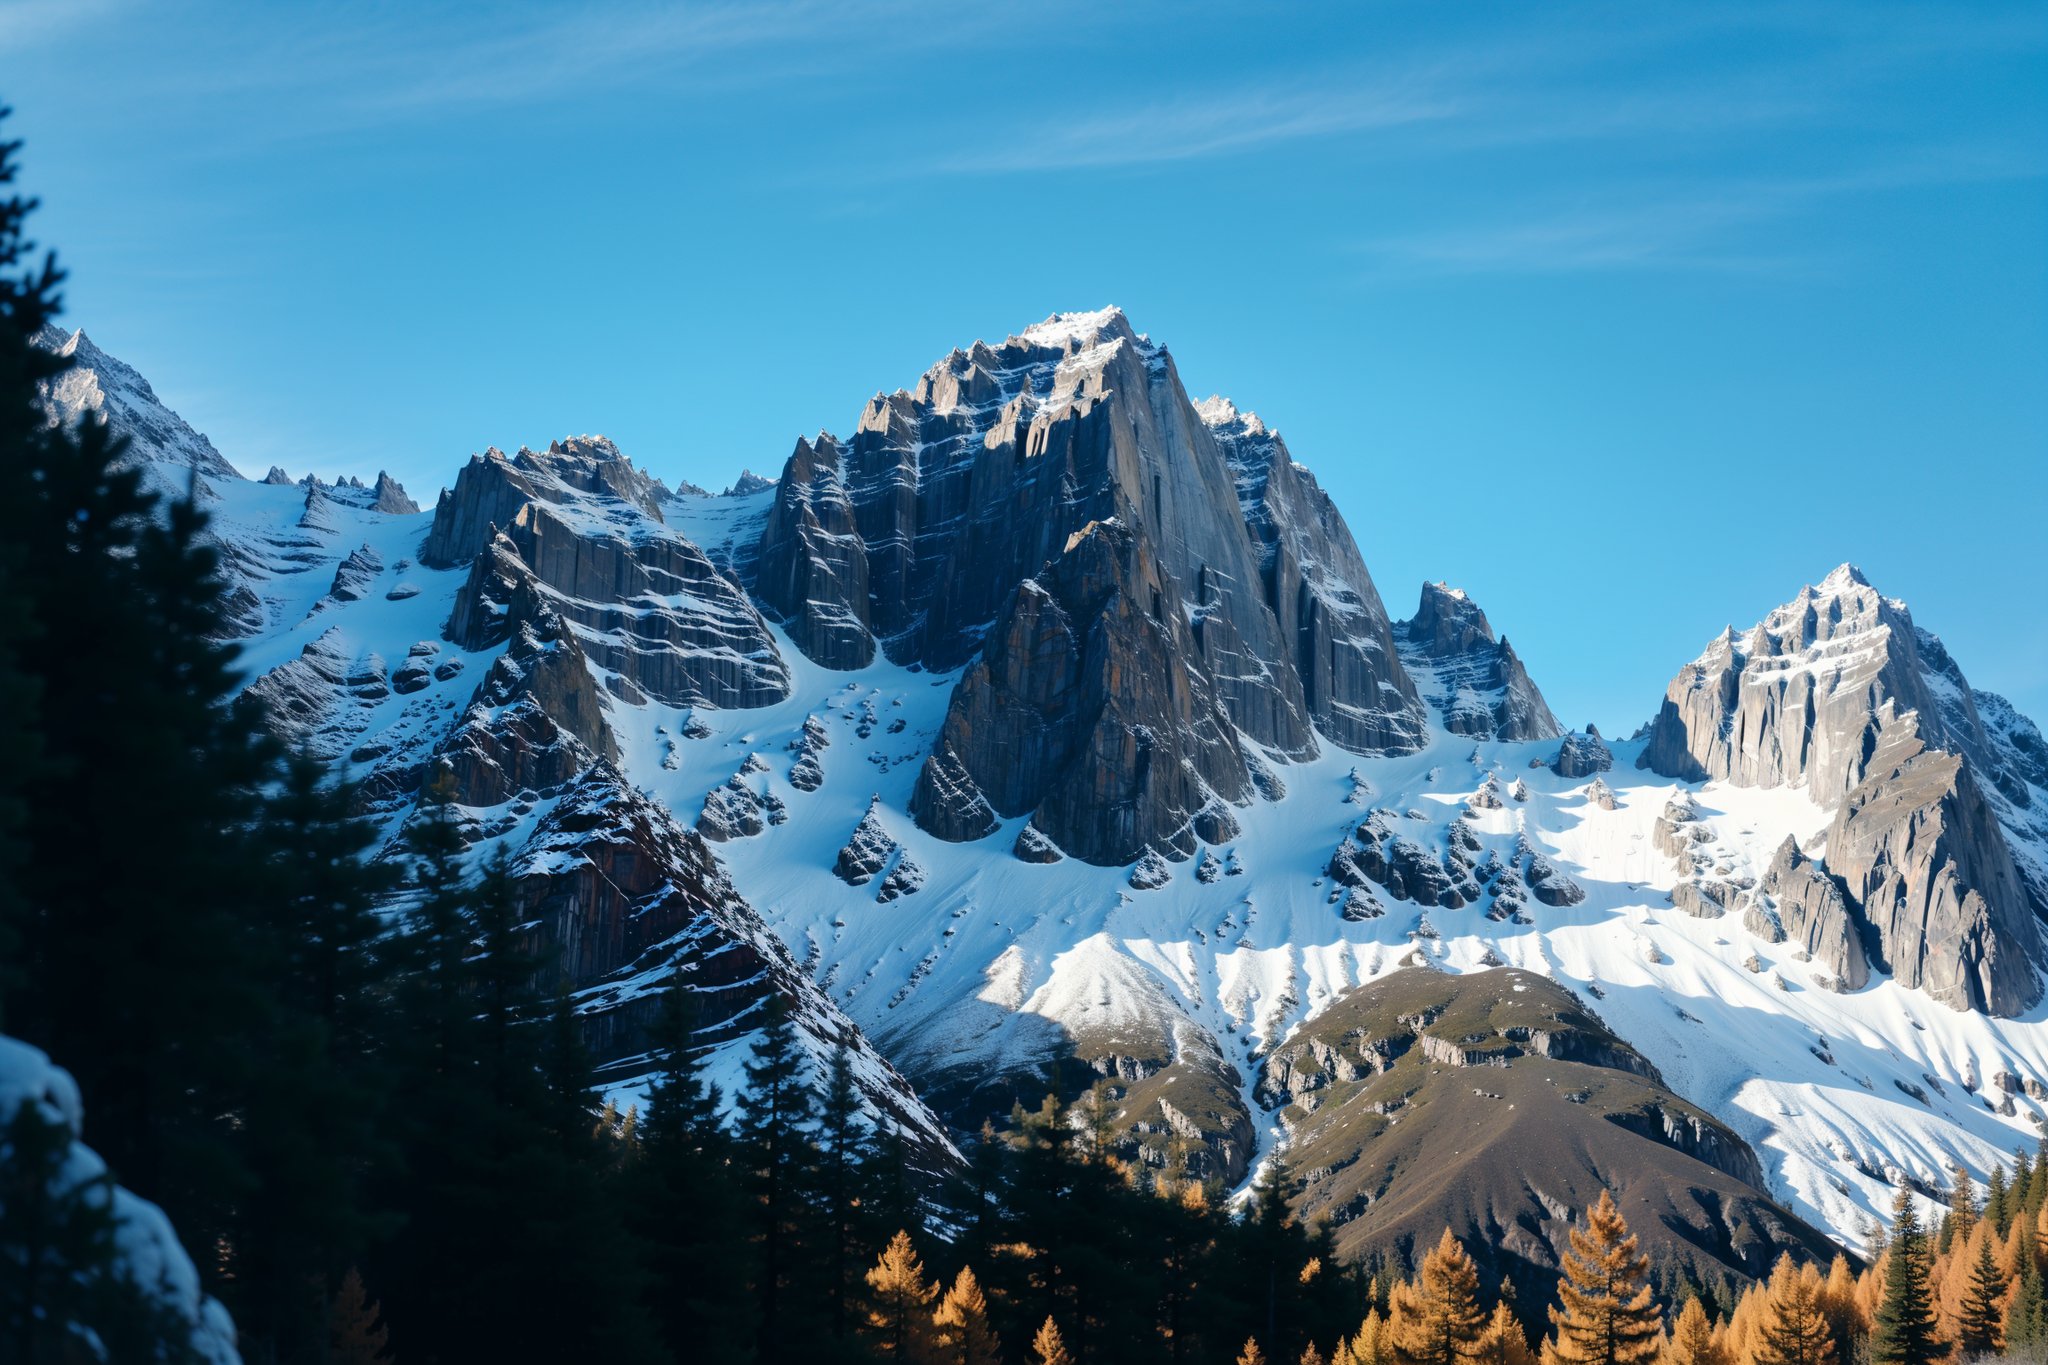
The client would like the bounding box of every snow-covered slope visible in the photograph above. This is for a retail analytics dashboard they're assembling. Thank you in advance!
[60,315,2048,1272]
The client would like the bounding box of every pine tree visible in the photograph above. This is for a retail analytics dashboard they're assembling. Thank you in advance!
[1546,1190,1662,1365]
[1941,1163,1978,1255]
[932,1265,1002,1365]
[327,1267,393,1365]
[1392,1228,1488,1365]
[632,966,749,1364]
[1956,1227,2007,1357]
[820,1037,878,1346]
[2010,1258,2047,1352]
[230,750,398,1359]
[1871,1189,1948,1365]
[742,995,822,1363]
[1660,1296,1727,1365]
[1754,1257,1833,1365]
[1349,1309,1391,1365]
[1033,1316,1074,1365]
[1987,1164,2012,1236]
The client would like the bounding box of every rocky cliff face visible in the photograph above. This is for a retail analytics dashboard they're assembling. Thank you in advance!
[1198,397,1428,754]
[430,443,791,710]
[910,519,1253,864]
[1394,580,1560,742]
[1640,565,2046,1016]
[758,309,1429,867]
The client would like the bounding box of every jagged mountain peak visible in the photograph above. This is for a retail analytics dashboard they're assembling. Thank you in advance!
[1395,580,1560,742]
[33,322,241,480]
[1642,565,2048,1016]
[1011,304,1137,351]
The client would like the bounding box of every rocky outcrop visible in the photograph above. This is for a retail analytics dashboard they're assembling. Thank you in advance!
[1202,398,1429,753]
[835,800,899,885]
[1551,728,1612,778]
[1639,565,2046,1016]
[421,436,666,569]
[1822,729,2039,1013]
[751,434,875,669]
[911,519,1253,865]
[370,470,420,515]
[1757,836,1869,991]
[436,446,789,710]
[1393,581,1560,742]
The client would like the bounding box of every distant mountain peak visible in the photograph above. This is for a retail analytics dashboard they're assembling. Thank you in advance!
[33,323,241,480]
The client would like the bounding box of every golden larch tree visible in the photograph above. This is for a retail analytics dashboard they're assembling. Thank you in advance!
[865,1228,939,1361]
[1659,1295,1727,1365]
[1239,1338,1270,1365]
[1033,1316,1074,1365]
[931,1265,1001,1365]
[1754,1257,1833,1365]
[1393,1228,1488,1365]
[1478,1283,1538,1365]
[1545,1190,1662,1365]
[1348,1308,1391,1365]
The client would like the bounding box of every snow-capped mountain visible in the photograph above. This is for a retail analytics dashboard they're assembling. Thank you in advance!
[46,312,2048,1289]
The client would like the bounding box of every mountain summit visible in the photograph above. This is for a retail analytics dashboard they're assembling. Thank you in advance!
[57,314,2048,1289]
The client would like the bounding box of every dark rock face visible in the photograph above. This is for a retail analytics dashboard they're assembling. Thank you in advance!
[1394,581,1561,742]
[751,434,875,669]
[1550,730,1613,778]
[1201,398,1428,754]
[436,447,790,711]
[910,519,1252,865]
[482,768,953,1168]
[1263,969,1837,1314]
[421,436,666,569]
[1639,564,2046,1016]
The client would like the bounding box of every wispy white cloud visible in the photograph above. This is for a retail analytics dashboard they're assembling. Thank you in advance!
[924,71,1467,175]
[1352,152,2048,278]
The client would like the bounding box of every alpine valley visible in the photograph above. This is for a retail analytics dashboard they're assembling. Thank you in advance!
[43,308,2048,1302]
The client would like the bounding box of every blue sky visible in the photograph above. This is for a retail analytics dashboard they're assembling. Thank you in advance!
[5,1,2044,731]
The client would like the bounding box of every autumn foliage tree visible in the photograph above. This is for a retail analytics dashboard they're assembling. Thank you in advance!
[1545,1191,1662,1365]
[1391,1229,1487,1365]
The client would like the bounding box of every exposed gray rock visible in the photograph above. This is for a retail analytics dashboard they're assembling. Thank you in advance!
[1014,822,1063,863]
[1639,564,2046,1016]
[1393,580,1561,742]
[324,542,383,604]
[698,776,766,842]
[875,853,926,902]
[1585,777,1618,811]
[834,800,898,885]
[1129,850,1174,890]
[1757,836,1869,991]
[1203,397,1430,754]
[1551,730,1613,778]
[263,465,293,485]
[370,470,420,515]
[911,519,1251,865]
[436,447,789,710]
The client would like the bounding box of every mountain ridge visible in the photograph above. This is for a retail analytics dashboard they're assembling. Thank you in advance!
[39,315,2048,1285]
